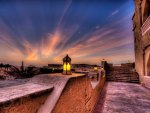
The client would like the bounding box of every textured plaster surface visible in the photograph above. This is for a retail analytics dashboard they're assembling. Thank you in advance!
[0,73,102,113]
[52,73,105,113]
[0,73,86,113]
[0,83,53,104]
[0,79,29,88]
[34,73,86,113]
[94,82,150,113]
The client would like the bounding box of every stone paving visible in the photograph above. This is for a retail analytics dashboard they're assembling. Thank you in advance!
[94,82,150,113]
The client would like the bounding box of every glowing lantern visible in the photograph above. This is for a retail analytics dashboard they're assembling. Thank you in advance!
[62,54,72,75]
[94,65,98,71]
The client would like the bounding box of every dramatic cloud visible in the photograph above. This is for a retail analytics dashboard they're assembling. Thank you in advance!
[0,0,134,66]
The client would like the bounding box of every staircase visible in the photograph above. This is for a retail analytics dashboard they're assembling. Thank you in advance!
[106,66,139,83]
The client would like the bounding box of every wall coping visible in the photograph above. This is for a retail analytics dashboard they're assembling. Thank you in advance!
[0,73,88,113]
[36,73,86,113]
[0,83,53,107]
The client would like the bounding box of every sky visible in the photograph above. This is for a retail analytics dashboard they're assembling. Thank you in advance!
[0,0,135,66]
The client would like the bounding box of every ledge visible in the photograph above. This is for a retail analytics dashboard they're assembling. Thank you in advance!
[0,73,94,113]
[0,83,53,107]
[48,73,86,77]
[36,73,86,113]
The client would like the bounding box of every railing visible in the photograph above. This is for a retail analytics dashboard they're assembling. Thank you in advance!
[141,16,150,36]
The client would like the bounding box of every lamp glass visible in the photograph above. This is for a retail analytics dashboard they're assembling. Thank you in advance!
[63,63,71,71]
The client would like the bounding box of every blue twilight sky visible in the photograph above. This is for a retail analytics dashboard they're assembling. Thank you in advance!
[0,0,135,66]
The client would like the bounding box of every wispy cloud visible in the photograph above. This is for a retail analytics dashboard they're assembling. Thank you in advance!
[111,10,119,16]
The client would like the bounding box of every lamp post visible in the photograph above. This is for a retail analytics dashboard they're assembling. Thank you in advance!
[62,54,72,75]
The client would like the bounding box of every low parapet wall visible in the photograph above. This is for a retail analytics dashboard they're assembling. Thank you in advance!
[0,73,105,113]
[0,84,53,113]
[52,74,105,113]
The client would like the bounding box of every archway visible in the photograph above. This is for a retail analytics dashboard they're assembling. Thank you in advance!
[147,54,150,76]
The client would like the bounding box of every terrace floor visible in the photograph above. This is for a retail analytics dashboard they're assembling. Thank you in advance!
[94,82,150,113]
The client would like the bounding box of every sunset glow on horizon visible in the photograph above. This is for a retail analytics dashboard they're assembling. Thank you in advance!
[0,0,135,66]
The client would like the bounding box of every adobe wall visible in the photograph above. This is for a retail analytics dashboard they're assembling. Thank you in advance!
[52,75,105,113]
[145,47,150,76]
[0,89,52,113]
[133,0,150,88]
[133,0,144,82]
[143,47,150,88]
[0,74,105,113]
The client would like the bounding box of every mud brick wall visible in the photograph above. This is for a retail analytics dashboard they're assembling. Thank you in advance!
[52,76,105,113]
[85,76,105,113]
[0,75,105,113]
[133,0,150,88]
[0,90,52,113]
